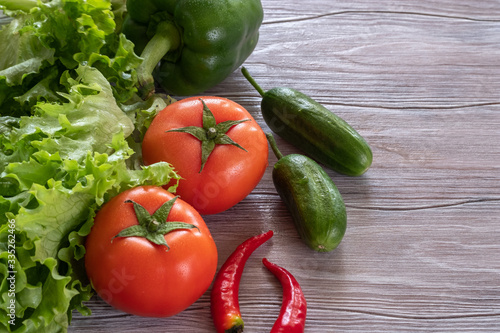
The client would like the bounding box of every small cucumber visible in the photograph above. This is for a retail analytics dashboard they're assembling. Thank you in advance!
[242,67,372,176]
[267,134,346,252]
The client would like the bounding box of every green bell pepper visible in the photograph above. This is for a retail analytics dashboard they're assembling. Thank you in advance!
[122,0,264,98]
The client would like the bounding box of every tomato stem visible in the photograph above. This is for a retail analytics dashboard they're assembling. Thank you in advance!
[207,127,218,139]
[166,99,249,173]
[113,197,199,250]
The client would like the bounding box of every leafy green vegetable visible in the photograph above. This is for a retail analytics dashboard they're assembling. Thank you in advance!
[0,1,181,331]
[0,0,140,117]
[0,64,179,333]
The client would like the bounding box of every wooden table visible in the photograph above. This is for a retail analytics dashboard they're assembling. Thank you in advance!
[70,0,500,331]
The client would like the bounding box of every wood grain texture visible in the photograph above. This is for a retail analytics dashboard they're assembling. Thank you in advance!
[55,0,500,331]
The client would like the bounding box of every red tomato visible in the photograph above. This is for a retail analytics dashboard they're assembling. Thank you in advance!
[85,186,218,317]
[142,96,268,215]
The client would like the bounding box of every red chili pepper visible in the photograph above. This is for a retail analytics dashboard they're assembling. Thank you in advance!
[211,230,274,333]
[262,258,307,333]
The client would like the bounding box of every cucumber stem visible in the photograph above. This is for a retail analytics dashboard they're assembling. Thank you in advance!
[136,21,180,99]
[266,133,284,160]
[241,67,266,97]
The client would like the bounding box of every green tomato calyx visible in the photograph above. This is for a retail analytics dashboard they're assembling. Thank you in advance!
[166,98,249,173]
[113,196,199,250]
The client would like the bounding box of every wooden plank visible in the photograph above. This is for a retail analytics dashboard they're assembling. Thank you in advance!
[16,0,495,331]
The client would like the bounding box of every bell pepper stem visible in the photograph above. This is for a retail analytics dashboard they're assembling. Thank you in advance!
[137,21,180,99]
[1,0,38,11]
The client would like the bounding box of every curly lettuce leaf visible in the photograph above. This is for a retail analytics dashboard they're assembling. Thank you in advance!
[0,0,140,117]
[0,65,179,333]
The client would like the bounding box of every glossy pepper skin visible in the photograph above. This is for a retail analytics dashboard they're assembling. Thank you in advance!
[122,0,263,98]
[211,230,274,333]
[263,258,307,333]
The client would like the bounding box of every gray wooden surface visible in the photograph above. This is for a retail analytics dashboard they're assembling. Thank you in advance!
[67,0,499,331]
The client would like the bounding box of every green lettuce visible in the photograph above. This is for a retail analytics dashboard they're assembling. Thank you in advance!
[0,2,179,331]
[0,65,179,332]
[0,0,140,117]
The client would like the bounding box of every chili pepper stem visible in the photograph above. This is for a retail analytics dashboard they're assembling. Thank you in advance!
[136,21,180,99]
[266,133,284,160]
[241,67,266,97]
